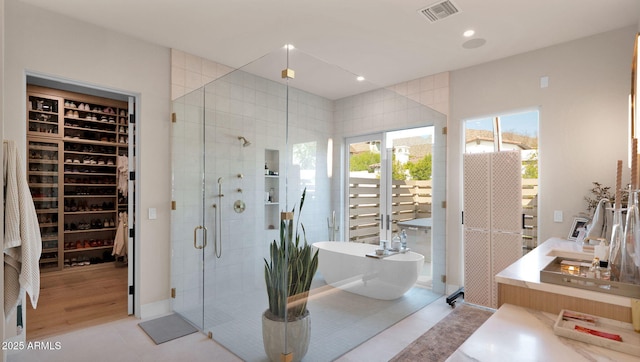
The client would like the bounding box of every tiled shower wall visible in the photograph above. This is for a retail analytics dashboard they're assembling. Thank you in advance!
[170,50,333,314]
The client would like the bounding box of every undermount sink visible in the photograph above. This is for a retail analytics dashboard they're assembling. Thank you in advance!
[546,248,592,261]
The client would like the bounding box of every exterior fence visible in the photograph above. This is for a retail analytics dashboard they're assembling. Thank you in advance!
[348,177,539,252]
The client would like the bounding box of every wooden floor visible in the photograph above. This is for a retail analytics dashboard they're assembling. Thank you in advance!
[26,263,128,340]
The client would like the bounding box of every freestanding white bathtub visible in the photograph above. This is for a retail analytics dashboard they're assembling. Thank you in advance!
[312,241,424,300]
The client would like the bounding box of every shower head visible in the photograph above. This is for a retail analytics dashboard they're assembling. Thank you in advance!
[238,136,251,147]
[217,177,223,184]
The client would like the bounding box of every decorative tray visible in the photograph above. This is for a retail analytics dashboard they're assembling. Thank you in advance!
[365,251,398,259]
[553,309,640,357]
[540,256,640,298]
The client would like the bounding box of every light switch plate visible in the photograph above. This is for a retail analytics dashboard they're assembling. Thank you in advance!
[553,210,563,223]
[149,207,157,220]
[540,76,549,88]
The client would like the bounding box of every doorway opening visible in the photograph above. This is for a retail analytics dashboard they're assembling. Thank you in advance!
[346,126,439,289]
[24,74,138,340]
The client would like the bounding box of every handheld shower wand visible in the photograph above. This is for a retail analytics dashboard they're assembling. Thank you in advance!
[211,177,224,258]
[217,177,224,197]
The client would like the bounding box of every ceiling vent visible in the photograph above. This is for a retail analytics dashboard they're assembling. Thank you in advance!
[418,0,460,22]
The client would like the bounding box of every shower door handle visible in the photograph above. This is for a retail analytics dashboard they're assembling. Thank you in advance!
[193,225,206,250]
[202,226,208,249]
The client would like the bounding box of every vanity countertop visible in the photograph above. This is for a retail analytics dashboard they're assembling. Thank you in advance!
[446,303,638,362]
[495,237,632,307]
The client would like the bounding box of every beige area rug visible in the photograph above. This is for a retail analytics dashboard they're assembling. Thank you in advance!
[390,303,494,362]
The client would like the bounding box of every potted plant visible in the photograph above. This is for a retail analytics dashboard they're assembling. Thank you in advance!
[262,189,319,362]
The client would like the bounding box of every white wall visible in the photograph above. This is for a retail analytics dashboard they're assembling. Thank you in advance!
[448,26,637,288]
[4,0,171,315]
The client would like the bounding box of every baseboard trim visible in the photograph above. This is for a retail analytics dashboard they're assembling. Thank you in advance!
[140,299,171,319]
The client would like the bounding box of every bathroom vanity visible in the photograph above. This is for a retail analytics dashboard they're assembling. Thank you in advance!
[446,238,639,361]
[446,303,638,361]
[495,237,632,322]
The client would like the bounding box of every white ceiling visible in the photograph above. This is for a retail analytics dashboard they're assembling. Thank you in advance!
[20,0,640,99]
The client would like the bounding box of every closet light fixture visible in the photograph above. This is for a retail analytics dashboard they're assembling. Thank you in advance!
[356,76,365,82]
[463,29,475,37]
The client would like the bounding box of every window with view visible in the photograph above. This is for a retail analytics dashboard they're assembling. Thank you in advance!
[464,110,539,251]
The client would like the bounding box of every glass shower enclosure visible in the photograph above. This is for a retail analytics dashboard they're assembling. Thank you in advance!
[171,46,447,361]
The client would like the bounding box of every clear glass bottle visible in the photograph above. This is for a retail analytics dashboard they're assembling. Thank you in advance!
[621,190,640,284]
[608,207,624,281]
[392,234,401,251]
[400,229,407,251]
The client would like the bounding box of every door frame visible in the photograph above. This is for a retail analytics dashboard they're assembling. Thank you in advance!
[25,71,140,317]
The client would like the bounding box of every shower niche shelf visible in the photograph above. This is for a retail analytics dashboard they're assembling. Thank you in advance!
[265,149,280,230]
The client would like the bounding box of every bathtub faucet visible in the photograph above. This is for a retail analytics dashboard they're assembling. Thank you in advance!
[328,210,339,241]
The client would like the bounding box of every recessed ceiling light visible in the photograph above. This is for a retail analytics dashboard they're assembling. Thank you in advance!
[284,44,295,50]
[463,29,475,37]
[356,76,365,82]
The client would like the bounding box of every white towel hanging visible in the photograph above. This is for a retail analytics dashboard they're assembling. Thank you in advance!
[112,212,128,257]
[3,140,42,319]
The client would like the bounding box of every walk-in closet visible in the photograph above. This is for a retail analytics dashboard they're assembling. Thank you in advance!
[25,82,132,339]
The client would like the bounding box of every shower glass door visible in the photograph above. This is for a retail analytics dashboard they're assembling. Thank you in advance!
[171,87,207,329]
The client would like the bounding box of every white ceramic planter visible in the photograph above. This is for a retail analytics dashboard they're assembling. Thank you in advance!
[262,311,310,362]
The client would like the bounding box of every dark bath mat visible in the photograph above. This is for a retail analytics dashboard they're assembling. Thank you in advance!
[138,313,198,345]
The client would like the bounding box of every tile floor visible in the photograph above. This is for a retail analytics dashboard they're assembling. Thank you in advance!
[7,296,454,362]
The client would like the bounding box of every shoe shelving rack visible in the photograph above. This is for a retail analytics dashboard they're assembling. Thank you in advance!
[26,85,128,272]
